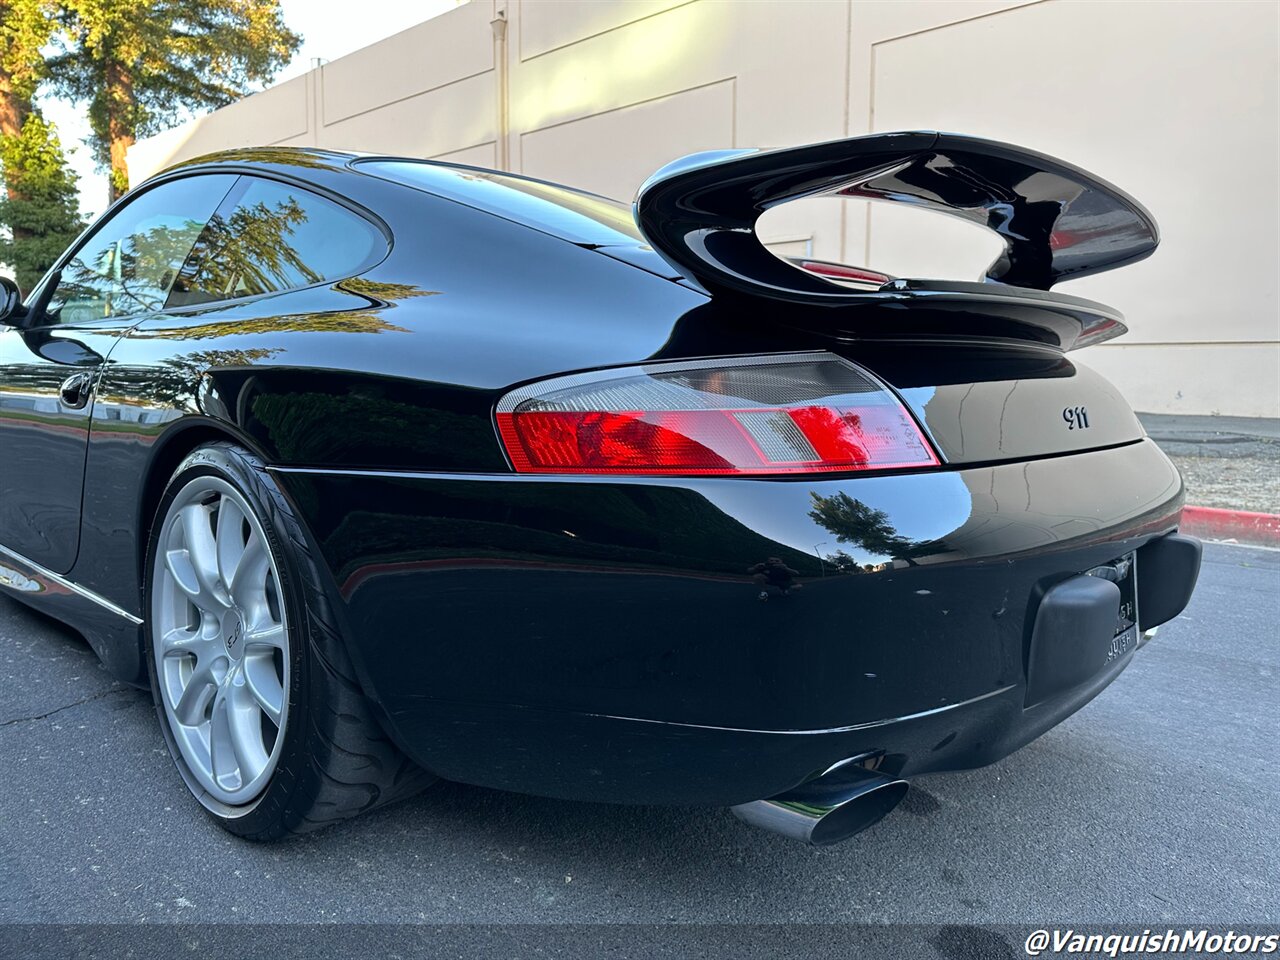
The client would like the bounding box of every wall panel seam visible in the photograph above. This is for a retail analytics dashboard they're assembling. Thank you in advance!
[322,67,496,128]
[517,76,737,139]
[430,139,498,161]
[518,0,699,63]
[870,0,1047,49]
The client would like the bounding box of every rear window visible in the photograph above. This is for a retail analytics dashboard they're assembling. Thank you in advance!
[168,176,386,308]
[357,159,644,246]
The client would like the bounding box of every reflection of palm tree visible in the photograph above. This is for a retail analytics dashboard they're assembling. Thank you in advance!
[126,274,438,342]
[115,348,281,409]
[336,277,440,304]
[129,312,410,341]
[170,147,338,172]
[807,491,944,566]
[178,197,316,298]
[124,219,208,304]
[55,190,440,325]
[56,216,207,319]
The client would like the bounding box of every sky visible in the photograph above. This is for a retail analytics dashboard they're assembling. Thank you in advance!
[40,0,465,220]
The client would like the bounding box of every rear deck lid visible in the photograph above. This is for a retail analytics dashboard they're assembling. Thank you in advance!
[841,342,1145,465]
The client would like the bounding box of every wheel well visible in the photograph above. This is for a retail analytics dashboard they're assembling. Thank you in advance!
[137,423,240,583]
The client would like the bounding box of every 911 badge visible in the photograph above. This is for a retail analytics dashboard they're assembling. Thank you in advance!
[1063,405,1090,429]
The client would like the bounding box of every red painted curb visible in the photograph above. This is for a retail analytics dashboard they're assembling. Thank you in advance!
[1181,506,1280,546]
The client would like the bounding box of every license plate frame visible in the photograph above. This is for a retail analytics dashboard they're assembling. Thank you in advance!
[1088,552,1139,664]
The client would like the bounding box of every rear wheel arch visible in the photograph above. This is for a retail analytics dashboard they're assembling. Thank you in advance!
[136,419,271,585]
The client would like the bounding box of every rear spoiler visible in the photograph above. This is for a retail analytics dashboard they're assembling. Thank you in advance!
[634,131,1158,302]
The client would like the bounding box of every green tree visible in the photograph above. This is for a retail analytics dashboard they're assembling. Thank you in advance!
[50,0,301,199]
[0,112,84,289]
[0,0,52,139]
[2,1,84,290]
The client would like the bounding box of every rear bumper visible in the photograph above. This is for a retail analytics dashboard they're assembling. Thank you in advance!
[274,438,1197,805]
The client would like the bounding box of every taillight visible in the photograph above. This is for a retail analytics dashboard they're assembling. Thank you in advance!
[495,353,939,476]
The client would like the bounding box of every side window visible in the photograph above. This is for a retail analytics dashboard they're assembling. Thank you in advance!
[168,177,386,308]
[42,174,237,325]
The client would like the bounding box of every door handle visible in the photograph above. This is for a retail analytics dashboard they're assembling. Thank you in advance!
[59,371,96,409]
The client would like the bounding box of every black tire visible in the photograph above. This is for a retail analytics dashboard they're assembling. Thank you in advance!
[143,441,435,840]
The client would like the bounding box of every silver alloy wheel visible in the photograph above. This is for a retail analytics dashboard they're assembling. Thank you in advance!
[151,476,290,808]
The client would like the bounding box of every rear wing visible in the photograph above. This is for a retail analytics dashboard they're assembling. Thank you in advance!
[634,131,1158,303]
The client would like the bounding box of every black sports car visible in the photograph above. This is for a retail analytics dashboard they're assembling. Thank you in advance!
[0,132,1201,844]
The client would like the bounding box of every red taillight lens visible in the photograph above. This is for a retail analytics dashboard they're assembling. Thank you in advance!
[496,353,939,476]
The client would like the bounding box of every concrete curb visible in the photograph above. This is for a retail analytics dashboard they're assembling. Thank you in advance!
[1181,506,1280,546]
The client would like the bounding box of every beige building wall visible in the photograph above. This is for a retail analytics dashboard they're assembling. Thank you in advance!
[129,0,1280,418]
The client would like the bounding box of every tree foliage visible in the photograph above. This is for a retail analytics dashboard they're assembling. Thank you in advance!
[50,0,301,197]
[3,1,301,283]
[0,0,55,111]
[1,1,81,290]
[0,112,83,290]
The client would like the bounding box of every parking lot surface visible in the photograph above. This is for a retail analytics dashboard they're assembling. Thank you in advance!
[1,543,1276,932]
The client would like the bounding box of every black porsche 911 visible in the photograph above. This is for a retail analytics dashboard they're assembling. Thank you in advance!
[0,131,1201,844]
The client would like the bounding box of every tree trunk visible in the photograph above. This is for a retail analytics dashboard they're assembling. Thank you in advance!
[0,65,30,139]
[104,59,134,201]
[0,63,34,249]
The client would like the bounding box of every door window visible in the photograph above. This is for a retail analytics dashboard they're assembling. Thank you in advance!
[167,177,386,308]
[41,174,237,325]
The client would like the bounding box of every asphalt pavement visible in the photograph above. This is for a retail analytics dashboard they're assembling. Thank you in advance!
[0,543,1276,944]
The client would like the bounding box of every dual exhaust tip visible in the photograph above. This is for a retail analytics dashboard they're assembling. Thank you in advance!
[731,758,908,846]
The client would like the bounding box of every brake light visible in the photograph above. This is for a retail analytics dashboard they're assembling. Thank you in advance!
[795,260,892,286]
[1074,314,1125,348]
[495,353,939,476]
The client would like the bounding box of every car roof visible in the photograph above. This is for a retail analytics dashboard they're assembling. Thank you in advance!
[164,146,649,246]
[157,146,683,280]
[163,145,365,175]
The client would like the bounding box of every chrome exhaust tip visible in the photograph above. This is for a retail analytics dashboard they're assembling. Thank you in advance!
[731,760,908,846]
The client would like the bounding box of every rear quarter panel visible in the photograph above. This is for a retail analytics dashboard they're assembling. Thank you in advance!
[69,179,709,642]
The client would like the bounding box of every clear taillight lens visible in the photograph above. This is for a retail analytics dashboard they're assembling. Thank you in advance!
[495,353,939,476]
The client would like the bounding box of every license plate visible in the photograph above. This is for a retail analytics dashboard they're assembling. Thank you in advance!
[1087,552,1139,663]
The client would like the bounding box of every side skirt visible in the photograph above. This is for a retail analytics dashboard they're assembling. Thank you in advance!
[0,541,147,685]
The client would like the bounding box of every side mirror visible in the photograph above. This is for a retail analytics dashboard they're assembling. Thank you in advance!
[0,276,24,326]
